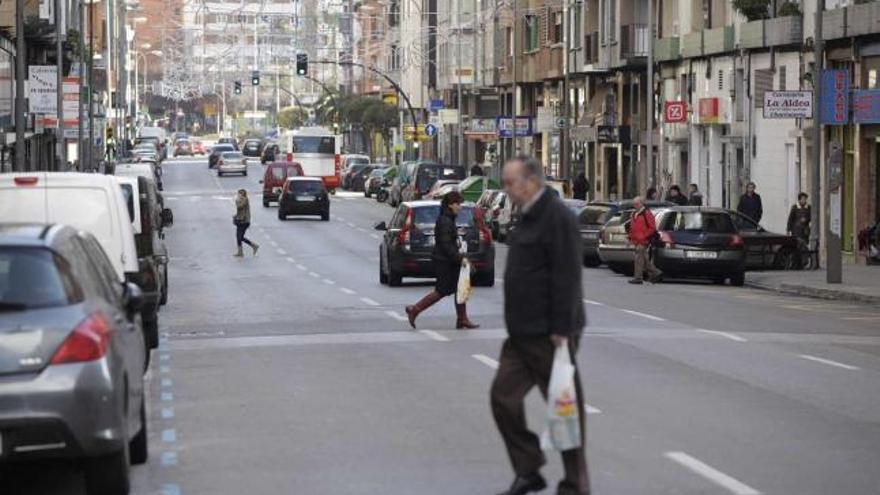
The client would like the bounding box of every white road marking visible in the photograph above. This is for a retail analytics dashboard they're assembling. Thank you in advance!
[346,222,356,228]
[584,403,602,414]
[472,354,499,369]
[360,297,380,306]
[370,234,380,240]
[665,451,761,495]
[165,197,179,201]
[285,257,296,263]
[335,216,345,221]
[339,287,356,295]
[418,330,449,342]
[385,310,408,321]
[323,279,335,285]
[276,248,287,255]
[308,272,320,278]
[583,299,605,306]
[296,264,307,271]
[696,329,748,342]
[357,228,367,233]
[269,240,278,247]
[620,309,666,321]
[798,354,860,371]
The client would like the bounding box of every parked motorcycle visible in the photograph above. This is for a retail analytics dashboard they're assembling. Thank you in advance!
[376,179,390,203]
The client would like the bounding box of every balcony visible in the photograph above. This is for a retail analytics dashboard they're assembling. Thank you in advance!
[847,2,880,37]
[739,20,764,49]
[823,7,847,40]
[765,15,802,47]
[654,37,680,62]
[620,24,649,60]
[703,26,734,55]
[680,30,703,58]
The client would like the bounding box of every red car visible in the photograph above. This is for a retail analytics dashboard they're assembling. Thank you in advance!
[191,139,206,155]
[261,161,305,207]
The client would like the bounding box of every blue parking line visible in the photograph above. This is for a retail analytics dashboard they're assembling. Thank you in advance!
[161,392,174,402]
[162,429,177,443]
[160,365,170,373]
[159,353,170,361]
[161,484,181,495]
[161,378,173,388]
[161,451,178,466]
[161,407,175,419]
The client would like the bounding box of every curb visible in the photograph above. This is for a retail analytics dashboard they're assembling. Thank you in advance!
[745,279,880,304]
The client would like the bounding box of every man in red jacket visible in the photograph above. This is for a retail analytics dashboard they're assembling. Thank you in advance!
[627,197,663,284]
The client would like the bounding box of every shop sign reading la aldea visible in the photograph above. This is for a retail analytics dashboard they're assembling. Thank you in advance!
[763,91,813,119]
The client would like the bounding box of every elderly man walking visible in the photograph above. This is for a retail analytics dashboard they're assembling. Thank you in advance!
[491,155,590,495]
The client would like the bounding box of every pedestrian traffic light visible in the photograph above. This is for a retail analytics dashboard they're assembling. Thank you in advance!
[296,53,308,76]
[251,70,260,86]
[234,81,242,94]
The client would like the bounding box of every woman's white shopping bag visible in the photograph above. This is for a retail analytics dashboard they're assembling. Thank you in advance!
[541,342,582,451]
[456,259,472,304]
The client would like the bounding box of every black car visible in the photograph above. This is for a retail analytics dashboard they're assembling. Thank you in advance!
[209,143,235,168]
[579,200,673,267]
[729,211,802,270]
[278,177,330,221]
[375,200,495,287]
[653,207,747,285]
[242,139,262,158]
[261,143,280,164]
[342,164,370,190]
[365,166,393,198]
[350,165,376,192]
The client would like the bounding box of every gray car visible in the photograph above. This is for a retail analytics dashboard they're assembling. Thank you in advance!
[0,224,148,495]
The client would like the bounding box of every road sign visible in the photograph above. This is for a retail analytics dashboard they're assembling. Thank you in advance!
[496,116,532,138]
[555,116,568,129]
[664,101,687,123]
[429,99,444,112]
[29,66,57,114]
[424,123,438,137]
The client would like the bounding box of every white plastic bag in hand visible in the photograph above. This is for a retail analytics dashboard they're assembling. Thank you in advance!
[540,342,582,451]
[456,259,472,304]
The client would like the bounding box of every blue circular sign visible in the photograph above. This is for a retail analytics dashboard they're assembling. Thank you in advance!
[424,123,438,137]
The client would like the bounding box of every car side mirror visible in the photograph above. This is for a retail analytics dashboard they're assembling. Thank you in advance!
[374,221,388,231]
[161,208,174,228]
[123,282,144,319]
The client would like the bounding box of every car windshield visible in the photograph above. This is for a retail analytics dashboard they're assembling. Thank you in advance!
[119,183,135,222]
[292,136,335,153]
[0,247,79,310]
[412,205,475,228]
[290,181,324,194]
[214,145,234,153]
[579,205,612,225]
[665,211,736,233]
[348,158,369,167]
[416,166,464,191]
[271,167,290,180]
[245,141,260,148]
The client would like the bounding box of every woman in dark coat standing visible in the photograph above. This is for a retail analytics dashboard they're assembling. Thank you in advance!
[405,191,479,330]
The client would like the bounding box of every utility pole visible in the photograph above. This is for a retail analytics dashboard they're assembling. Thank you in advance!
[55,0,66,169]
[560,0,571,179]
[512,0,519,157]
[646,0,654,187]
[14,0,26,171]
[456,0,464,166]
[253,13,258,115]
[77,0,85,169]
[88,0,95,170]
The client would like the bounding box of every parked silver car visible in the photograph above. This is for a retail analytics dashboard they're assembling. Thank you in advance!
[0,224,148,495]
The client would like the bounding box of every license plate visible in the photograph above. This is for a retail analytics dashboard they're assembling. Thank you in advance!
[582,232,598,239]
[296,195,316,201]
[686,250,718,259]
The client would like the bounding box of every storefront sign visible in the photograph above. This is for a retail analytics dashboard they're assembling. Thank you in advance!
[820,69,850,125]
[852,89,880,124]
[429,99,444,112]
[664,101,687,123]
[29,65,58,114]
[763,91,813,119]
[467,118,496,134]
[496,116,533,138]
[596,125,631,144]
[698,98,720,124]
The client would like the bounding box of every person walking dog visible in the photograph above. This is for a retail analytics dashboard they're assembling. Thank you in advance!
[491,155,590,495]
[405,191,479,330]
[233,189,260,257]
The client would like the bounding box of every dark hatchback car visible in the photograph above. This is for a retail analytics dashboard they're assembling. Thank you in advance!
[342,163,370,190]
[208,143,235,168]
[653,207,747,285]
[242,139,263,157]
[278,177,330,221]
[729,211,802,270]
[349,165,377,192]
[261,143,279,164]
[375,201,495,287]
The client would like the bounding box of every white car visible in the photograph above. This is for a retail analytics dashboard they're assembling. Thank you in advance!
[218,151,248,177]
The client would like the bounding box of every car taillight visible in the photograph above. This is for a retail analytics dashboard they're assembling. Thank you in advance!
[287,152,293,162]
[398,208,413,245]
[335,155,341,176]
[659,231,675,248]
[50,313,112,365]
[729,234,743,248]
[475,209,492,244]
[14,176,38,186]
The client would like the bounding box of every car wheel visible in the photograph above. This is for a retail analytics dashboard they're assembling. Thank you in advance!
[388,268,403,287]
[712,276,727,285]
[582,257,601,268]
[243,171,248,177]
[774,247,797,270]
[321,211,330,221]
[218,172,224,177]
[278,210,286,221]
[379,258,389,285]
[129,399,148,465]
[730,271,746,287]
[84,447,130,495]
[263,198,270,208]
[608,263,624,275]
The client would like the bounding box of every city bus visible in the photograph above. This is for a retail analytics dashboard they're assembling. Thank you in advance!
[278,127,341,193]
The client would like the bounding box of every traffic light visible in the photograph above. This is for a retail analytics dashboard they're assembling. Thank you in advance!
[234,81,242,94]
[296,53,308,76]
[251,70,260,86]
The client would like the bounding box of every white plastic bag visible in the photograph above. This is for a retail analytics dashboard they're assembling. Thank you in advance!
[456,259,472,304]
[540,342,582,451]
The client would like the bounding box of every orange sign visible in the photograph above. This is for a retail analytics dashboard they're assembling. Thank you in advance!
[698,98,719,124]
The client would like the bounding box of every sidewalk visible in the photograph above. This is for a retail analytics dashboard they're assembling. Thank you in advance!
[746,265,880,303]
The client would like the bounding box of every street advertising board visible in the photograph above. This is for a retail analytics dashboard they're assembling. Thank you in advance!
[763,91,813,119]
[42,77,80,131]
[698,98,720,124]
[664,101,687,123]
[820,69,849,125]
[29,65,57,114]
[429,99,444,112]
[496,116,533,138]
[852,89,880,124]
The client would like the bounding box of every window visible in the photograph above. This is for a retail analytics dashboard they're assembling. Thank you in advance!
[754,69,773,108]
[869,69,878,89]
[524,15,540,52]
[552,11,563,44]
[0,247,82,310]
[507,27,514,57]
[390,44,402,70]
[388,0,400,26]
[291,136,335,153]
[607,0,617,43]
[778,65,787,91]
[571,2,582,48]
[289,181,325,194]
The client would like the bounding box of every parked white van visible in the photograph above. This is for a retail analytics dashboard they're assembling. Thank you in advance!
[0,172,138,280]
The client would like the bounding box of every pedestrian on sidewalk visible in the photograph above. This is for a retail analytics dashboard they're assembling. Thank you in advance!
[405,191,479,330]
[471,162,485,176]
[787,192,811,243]
[666,185,688,206]
[572,172,588,201]
[737,182,763,223]
[491,155,590,495]
[646,187,659,201]
[626,197,663,285]
[233,189,260,257]
[687,183,703,206]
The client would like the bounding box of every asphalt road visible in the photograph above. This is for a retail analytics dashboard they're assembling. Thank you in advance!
[8,156,880,495]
